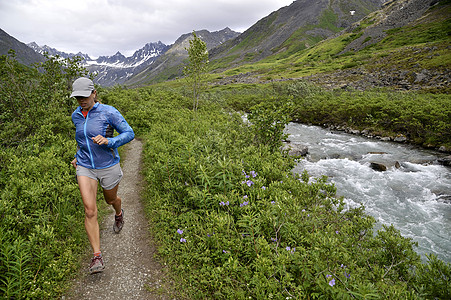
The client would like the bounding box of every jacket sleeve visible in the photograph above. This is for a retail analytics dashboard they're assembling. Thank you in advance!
[105,107,135,148]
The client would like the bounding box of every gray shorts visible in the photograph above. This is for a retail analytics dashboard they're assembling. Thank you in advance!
[76,163,123,190]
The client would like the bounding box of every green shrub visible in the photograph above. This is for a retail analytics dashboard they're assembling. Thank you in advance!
[0,51,92,299]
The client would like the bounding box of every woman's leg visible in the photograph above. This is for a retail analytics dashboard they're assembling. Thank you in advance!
[103,184,122,215]
[103,184,124,233]
[78,175,100,253]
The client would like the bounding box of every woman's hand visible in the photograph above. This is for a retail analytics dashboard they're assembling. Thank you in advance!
[92,135,109,145]
[71,158,77,168]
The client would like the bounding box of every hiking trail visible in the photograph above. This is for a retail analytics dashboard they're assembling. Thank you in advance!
[65,139,172,299]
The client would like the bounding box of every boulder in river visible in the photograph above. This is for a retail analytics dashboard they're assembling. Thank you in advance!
[437,155,451,167]
[369,161,401,171]
[370,162,387,171]
[394,135,408,143]
[281,142,309,157]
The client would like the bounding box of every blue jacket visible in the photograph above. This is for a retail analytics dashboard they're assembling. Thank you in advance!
[72,102,134,169]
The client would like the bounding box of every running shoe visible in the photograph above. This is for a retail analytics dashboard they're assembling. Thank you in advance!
[113,209,124,233]
[89,256,105,274]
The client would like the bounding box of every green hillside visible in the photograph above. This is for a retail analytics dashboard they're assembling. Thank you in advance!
[208,0,450,92]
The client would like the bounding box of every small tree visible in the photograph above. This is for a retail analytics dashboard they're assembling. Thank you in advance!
[184,31,209,111]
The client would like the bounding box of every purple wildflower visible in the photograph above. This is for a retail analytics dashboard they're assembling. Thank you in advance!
[336,231,339,234]
[329,278,335,287]
[243,195,248,199]
[180,238,187,243]
[262,186,266,190]
[177,229,183,235]
[271,201,276,205]
[250,171,257,178]
[240,201,249,207]
[246,180,254,187]
[286,246,291,251]
[344,272,351,279]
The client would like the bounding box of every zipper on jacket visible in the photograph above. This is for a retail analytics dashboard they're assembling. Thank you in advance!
[82,111,96,169]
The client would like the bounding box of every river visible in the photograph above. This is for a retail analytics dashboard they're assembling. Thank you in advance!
[286,123,451,263]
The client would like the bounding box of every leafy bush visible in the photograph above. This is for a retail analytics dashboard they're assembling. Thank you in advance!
[0,51,92,299]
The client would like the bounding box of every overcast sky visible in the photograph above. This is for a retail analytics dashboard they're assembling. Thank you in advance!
[0,0,294,58]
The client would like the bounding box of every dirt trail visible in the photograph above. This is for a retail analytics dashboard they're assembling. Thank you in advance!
[65,139,171,300]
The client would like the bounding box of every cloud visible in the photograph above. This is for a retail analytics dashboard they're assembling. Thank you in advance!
[0,0,293,57]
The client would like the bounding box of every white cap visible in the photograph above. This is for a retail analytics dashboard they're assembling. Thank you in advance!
[70,77,94,98]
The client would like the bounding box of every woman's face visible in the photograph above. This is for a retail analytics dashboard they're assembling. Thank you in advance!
[75,90,96,111]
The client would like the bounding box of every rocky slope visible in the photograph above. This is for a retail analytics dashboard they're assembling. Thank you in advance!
[0,29,45,65]
[307,0,450,92]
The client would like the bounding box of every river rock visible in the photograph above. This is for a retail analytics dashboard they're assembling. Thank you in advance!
[281,143,309,157]
[394,135,407,143]
[437,156,451,167]
[370,162,387,171]
[369,161,401,171]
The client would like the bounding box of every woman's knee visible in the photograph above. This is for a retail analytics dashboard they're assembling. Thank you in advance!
[84,207,98,219]
[105,195,117,205]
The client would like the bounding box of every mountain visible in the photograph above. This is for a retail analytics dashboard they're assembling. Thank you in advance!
[0,29,45,65]
[27,42,92,60]
[85,42,169,86]
[126,0,384,85]
[209,0,383,66]
[125,27,240,86]
[27,41,169,86]
[191,0,448,93]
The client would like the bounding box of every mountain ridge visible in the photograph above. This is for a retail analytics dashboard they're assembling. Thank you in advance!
[0,29,45,65]
[27,41,169,86]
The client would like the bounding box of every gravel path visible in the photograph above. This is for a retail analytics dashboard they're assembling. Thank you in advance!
[65,139,172,299]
